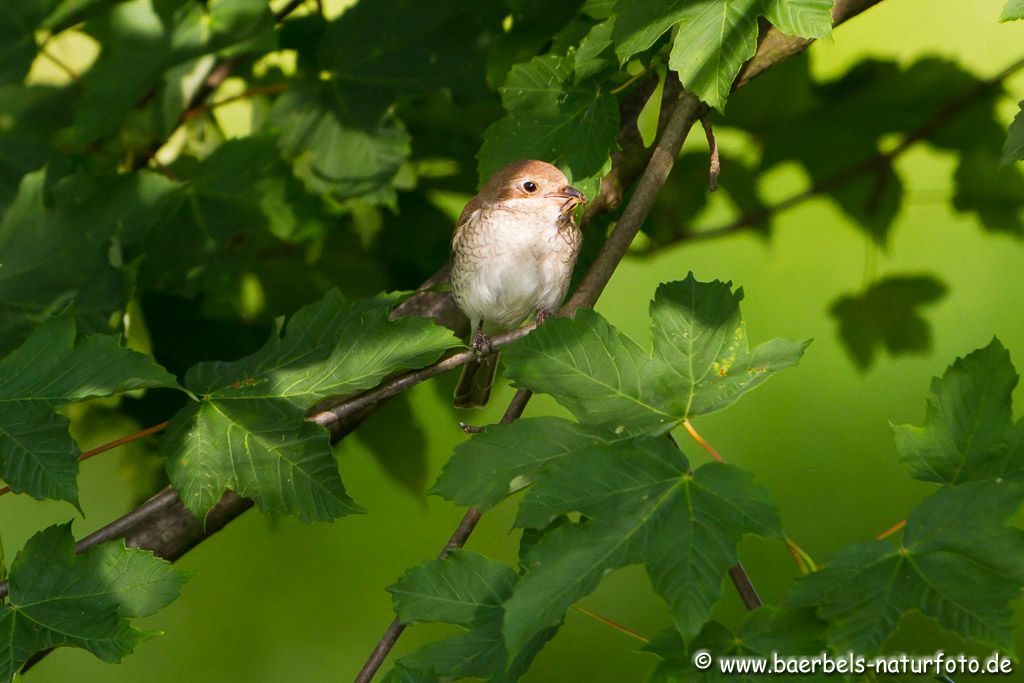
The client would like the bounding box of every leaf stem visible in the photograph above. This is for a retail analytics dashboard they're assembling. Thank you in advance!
[875,518,906,540]
[681,419,725,463]
[572,605,651,644]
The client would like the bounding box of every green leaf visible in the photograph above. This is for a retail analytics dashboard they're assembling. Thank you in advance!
[789,481,1024,654]
[314,0,500,127]
[575,19,617,83]
[637,64,666,147]
[478,53,620,200]
[0,523,186,680]
[387,550,557,681]
[667,0,762,111]
[266,82,412,204]
[0,168,178,355]
[892,339,1024,485]
[644,607,828,682]
[613,0,832,110]
[1000,0,1024,20]
[502,275,808,437]
[390,549,517,627]
[0,0,56,85]
[829,275,947,370]
[611,0,691,63]
[505,308,677,436]
[504,438,781,654]
[1001,101,1024,165]
[432,417,629,510]
[162,290,457,522]
[0,314,179,505]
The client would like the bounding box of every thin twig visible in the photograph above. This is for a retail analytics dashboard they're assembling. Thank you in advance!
[700,116,720,192]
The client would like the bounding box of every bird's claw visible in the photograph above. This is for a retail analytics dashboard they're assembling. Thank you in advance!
[535,308,555,325]
[471,329,493,355]
[459,421,485,434]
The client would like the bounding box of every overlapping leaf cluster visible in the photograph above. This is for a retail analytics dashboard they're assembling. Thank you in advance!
[389,276,807,679]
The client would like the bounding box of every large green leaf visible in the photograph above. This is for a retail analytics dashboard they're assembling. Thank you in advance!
[502,275,808,437]
[503,438,781,655]
[829,275,947,370]
[891,338,1024,485]
[478,53,619,200]
[432,417,630,510]
[162,290,458,522]
[789,481,1024,654]
[0,523,187,681]
[385,550,557,681]
[0,168,178,355]
[612,0,833,110]
[266,82,412,205]
[0,315,179,505]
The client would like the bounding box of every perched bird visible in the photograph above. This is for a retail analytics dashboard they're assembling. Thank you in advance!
[451,160,586,407]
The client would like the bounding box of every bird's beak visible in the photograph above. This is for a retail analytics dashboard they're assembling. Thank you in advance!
[545,185,587,215]
[545,186,587,203]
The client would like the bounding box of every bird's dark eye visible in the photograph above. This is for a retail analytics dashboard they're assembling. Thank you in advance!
[522,181,538,193]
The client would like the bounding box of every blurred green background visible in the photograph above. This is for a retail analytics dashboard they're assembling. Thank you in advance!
[4,0,1024,680]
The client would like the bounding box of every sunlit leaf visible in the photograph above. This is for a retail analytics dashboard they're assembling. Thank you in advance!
[0,523,186,680]
[502,275,808,437]
[1000,0,1024,21]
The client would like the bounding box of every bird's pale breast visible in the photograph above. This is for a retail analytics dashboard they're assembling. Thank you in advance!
[451,200,580,330]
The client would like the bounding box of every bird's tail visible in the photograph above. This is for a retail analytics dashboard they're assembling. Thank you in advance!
[454,351,499,408]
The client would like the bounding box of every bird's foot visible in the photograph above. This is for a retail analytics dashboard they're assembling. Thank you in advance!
[471,329,493,355]
[535,307,555,325]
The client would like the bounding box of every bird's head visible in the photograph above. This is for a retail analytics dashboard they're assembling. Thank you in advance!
[481,160,586,216]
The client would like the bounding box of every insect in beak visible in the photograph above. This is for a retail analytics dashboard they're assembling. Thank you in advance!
[545,186,587,215]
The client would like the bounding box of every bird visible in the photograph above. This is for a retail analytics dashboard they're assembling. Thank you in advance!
[450,160,586,407]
